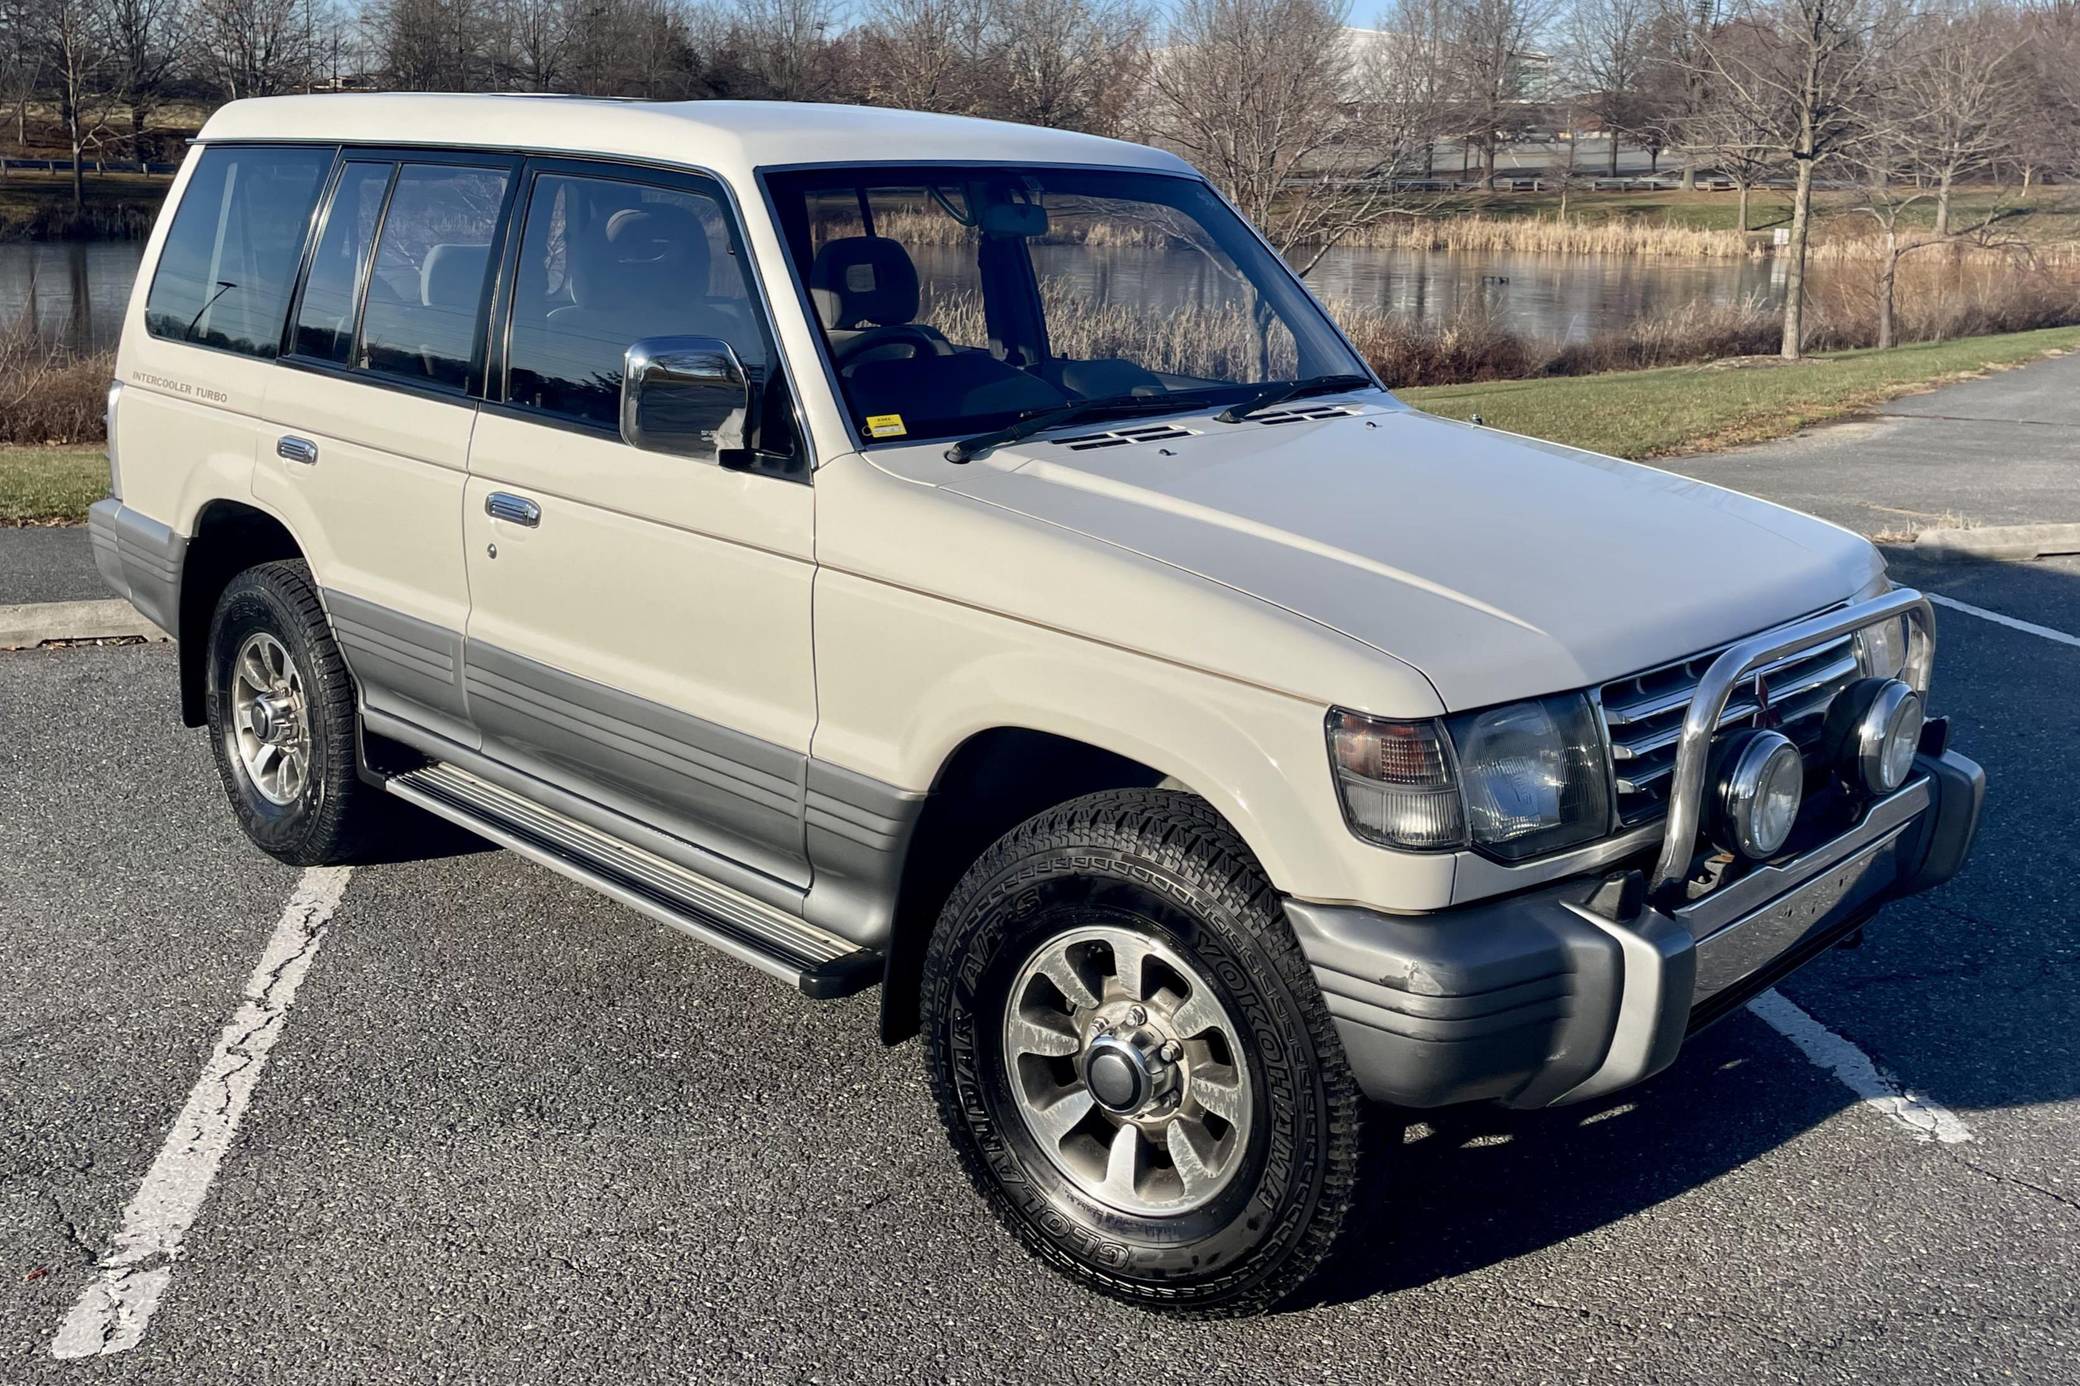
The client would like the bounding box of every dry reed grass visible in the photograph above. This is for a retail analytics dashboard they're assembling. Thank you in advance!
[1,322,111,445]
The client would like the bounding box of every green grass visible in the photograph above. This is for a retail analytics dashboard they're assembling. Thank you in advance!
[0,443,106,525]
[1401,327,2080,459]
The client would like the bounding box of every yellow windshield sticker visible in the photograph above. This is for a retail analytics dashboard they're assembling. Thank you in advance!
[865,413,907,439]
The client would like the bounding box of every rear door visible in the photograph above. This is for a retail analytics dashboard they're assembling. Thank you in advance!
[257,151,519,746]
[459,159,817,890]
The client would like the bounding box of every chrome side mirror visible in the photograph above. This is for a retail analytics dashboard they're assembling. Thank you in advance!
[620,336,750,459]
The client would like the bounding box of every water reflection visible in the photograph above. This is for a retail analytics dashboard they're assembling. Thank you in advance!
[1,237,1810,354]
[0,240,142,351]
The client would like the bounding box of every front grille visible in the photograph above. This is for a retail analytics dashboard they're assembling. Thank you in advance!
[1598,630,1863,826]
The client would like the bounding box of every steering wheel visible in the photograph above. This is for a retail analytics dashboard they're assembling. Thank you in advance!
[833,324,943,365]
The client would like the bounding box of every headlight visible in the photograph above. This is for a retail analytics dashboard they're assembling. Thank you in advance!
[1709,728,1804,859]
[1824,676,1925,795]
[1854,615,1909,681]
[1327,694,1610,860]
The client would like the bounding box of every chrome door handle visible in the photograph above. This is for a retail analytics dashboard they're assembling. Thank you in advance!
[276,436,318,465]
[485,492,541,527]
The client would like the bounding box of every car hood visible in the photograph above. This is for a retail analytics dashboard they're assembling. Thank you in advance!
[929,400,1884,710]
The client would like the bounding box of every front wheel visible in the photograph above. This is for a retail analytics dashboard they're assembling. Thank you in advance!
[920,789,1363,1316]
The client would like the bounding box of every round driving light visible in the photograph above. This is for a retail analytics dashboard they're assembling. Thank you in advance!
[1824,677,1924,795]
[1710,729,1805,860]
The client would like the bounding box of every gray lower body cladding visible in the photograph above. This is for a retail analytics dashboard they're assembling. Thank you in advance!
[88,499,185,635]
[1288,748,1985,1110]
[327,590,924,950]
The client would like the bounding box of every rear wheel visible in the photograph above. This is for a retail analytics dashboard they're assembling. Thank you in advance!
[920,789,1363,1315]
[205,560,374,865]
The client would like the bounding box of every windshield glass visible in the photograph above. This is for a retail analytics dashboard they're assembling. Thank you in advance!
[764,166,1370,446]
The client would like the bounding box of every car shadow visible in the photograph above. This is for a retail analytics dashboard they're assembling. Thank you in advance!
[349,803,499,866]
[1294,1011,1867,1309]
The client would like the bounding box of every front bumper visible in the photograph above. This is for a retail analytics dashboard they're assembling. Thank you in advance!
[1288,745,1985,1109]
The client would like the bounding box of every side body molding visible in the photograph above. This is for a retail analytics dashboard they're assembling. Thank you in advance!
[329,592,923,947]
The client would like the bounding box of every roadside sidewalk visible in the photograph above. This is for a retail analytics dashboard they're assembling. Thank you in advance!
[1661,350,2080,537]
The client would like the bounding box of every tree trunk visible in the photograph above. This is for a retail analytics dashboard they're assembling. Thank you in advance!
[1680,162,1694,191]
[1737,181,1750,233]
[67,102,85,214]
[1781,155,1815,360]
[1608,135,1619,177]
[1877,244,1897,350]
[1935,168,1953,239]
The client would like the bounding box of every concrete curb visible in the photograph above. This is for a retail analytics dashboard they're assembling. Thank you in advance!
[1913,523,2080,561]
[0,599,166,650]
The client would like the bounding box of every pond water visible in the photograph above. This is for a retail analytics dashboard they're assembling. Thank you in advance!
[0,236,1804,355]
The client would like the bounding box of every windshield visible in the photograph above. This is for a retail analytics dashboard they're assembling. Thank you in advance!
[764,166,1371,446]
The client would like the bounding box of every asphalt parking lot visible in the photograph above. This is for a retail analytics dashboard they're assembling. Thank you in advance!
[5,426,2079,1381]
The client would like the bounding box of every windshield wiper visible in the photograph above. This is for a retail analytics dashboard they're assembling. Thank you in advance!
[1215,373,1374,423]
[945,393,1213,463]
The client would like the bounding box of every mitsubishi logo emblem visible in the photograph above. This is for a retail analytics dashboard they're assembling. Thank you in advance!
[1753,671,1780,729]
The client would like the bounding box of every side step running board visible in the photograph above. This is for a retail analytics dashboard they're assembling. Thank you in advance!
[385,763,880,999]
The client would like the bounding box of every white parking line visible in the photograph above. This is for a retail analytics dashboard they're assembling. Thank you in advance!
[1928,592,2080,649]
[1748,989,1974,1145]
[49,866,353,1360]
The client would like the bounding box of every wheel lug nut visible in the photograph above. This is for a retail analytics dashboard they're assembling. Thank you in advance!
[1127,1005,1147,1026]
[1160,1040,1182,1063]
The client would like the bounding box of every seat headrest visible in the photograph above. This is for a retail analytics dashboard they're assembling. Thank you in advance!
[809,236,920,330]
[420,242,489,309]
[567,204,710,311]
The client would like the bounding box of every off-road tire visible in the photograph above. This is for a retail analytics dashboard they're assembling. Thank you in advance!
[205,559,373,865]
[920,788,1363,1316]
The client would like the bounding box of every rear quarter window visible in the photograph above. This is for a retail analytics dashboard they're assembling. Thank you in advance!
[144,145,333,358]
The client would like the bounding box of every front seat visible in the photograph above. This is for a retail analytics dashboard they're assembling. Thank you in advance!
[809,235,951,368]
[547,205,750,366]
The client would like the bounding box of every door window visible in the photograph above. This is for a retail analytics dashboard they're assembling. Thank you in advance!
[505,171,767,429]
[144,144,332,358]
[355,163,509,390]
[292,161,392,364]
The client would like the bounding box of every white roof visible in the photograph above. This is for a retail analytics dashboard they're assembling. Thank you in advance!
[196,94,1195,185]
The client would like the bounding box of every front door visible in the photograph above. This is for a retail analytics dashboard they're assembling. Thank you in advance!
[460,160,817,892]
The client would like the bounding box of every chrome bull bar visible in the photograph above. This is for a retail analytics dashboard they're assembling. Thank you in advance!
[1647,588,1937,896]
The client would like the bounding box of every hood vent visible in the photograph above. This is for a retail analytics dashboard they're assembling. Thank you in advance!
[1051,423,1198,451]
[1248,403,1362,426]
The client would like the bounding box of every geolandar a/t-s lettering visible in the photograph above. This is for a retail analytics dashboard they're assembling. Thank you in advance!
[93,94,1985,1315]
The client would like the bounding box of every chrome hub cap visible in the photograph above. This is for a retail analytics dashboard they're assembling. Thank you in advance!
[1002,925,1253,1217]
[230,632,310,806]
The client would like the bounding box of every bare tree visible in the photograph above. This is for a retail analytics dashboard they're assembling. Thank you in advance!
[104,0,180,156]
[1446,0,1557,189]
[192,0,327,98]
[1382,0,1456,177]
[1682,72,1779,228]
[1893,0,2024,236]
[31,0,117,210]
[0,0,47,152]
[853,0,997,113]
[995,0,1148,135]
[727,0,841,100]
[1565,0,1654,175]
[1148,0,1452,270]
[1695,0,1899,358]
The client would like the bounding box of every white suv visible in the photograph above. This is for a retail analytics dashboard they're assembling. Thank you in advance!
[93,94,1985,1314]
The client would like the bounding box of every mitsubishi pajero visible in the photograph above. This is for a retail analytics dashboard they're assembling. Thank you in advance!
[92,95,1985,1314]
